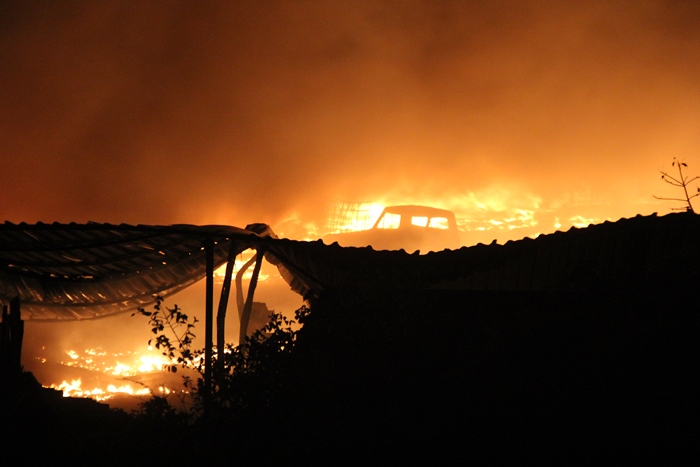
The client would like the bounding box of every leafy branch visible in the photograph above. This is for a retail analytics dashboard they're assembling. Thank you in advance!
[133,296,200,374]
[654,157,700,213]
[133,296,310,419]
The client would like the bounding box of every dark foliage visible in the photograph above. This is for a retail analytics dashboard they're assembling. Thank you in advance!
[5,281,698,464]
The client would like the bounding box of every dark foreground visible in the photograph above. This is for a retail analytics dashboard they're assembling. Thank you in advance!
[2,284,698,465]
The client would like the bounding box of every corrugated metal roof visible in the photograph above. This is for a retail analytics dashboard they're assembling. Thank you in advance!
[0,222,261,320]
[3,212,699,321]
[261,211,700,298]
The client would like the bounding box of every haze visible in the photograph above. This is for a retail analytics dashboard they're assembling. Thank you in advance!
[3,1,700,407]
[3,1,699,241]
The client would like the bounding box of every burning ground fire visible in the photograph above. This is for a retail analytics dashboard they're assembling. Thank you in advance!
[52,378,152,401]
[33,346,190,409]
[24,250,296,409]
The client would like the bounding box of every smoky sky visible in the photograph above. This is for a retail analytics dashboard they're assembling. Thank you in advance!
[3,0,700,230]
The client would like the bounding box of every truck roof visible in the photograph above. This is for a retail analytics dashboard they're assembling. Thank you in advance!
[380,205,457,217]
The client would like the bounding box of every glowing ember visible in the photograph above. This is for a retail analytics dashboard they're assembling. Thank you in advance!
[51,378,152,401]
[57,347,175,376]
[39,347,186,405]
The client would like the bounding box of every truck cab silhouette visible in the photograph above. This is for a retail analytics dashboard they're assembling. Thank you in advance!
[323,205,461,253]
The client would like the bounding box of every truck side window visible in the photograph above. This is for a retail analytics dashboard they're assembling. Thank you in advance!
[411,216,429,227]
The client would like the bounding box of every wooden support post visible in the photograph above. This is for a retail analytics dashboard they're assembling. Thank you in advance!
[1,303,8,374]
[203,238,214,403]
[239,248,265,346]
[236,255,257,321]
[1,297,23,376]
[215,238,237,381]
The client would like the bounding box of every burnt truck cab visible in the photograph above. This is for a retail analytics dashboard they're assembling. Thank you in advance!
[323,205,462,253]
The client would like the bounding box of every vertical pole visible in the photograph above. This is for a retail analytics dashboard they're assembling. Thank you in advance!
[239,248,265,346]
[236,255,257,320]
[1,304,8,373]
[216,239,237,381]
[10,297,23,374]
[204,238,214,403]
[1,297,23,376]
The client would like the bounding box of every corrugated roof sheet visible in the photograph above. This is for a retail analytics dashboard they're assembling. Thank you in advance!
[0,222,261,320]
[3,212,699,321]
[261,211,700,298]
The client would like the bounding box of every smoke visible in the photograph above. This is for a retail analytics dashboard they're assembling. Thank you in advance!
[2,1,700,231]
[4,0,700,401]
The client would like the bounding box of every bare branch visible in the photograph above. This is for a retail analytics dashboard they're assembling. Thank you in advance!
[654,157,698,214]
[660,172,683,186]
[653,195,690,202]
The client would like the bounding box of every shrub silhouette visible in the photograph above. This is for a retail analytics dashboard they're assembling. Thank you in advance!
[133,298,307,421]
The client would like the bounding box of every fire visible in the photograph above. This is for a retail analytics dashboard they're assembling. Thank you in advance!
[39,347,185,406]
[213,250,271,283]
[32,188,617,411]
[326,201,385,234]
[319,189,555,245]
[286,186,615,248]
[569,215,598,229]
[57,347,175,376]
[137,355,172,373]
[51,378,151,401]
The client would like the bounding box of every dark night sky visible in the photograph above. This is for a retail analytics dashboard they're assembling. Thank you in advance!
[2,0,700,236]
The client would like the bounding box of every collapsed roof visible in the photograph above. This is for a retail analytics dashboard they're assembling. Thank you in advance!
[0,222,268,320]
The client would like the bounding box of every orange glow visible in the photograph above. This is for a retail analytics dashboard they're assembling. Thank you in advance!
[411,216,428,227]
[326,202,385,234]
[302,187,618,248]
[213,250,271,283]
[428,217,450,230]
[59,347,175,376]
[9,1,694,419]
[51,378,152,401]
[41,347,185,404]
[569,215,599,229]
[376,211,400,229]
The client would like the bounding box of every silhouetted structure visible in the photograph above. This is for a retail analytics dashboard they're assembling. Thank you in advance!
[324,204,462,253]
[1,297,23,376]
[325,199,376,233]
[1,212,699,463]
[247,302,273,335]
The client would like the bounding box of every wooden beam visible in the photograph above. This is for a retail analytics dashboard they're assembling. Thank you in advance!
[1,297,23,376]
[203,238,214,402]
[215,239,237,381]
[239,248,265,346]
